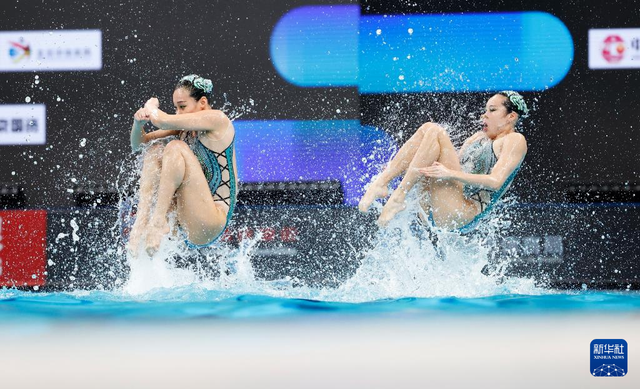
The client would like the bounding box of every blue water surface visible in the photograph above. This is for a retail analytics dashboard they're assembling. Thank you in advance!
[1,290,639,322]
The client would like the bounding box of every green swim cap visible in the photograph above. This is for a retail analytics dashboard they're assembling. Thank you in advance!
[180,74,213,95]
[500,90,529,118]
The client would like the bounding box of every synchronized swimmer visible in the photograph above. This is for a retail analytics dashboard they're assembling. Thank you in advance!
[127,74,237,257]
[127,86,527,257]
[359,91,529,233]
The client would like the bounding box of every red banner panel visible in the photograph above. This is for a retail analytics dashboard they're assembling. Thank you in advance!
[0,210,47,287]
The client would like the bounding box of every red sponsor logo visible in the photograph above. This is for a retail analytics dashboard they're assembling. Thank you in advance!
[0,210,47,287]
[602,35,625,63]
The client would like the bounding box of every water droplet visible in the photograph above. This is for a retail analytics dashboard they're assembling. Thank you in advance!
[398,75,405,80]
[25,96,31,103]
[376,29,382,35]
[408,28,414,35]
[79,138,87,147]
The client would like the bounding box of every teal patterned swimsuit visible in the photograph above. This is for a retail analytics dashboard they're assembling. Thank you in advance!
[459,137,499,213]
[427,136,519,234]
[186,135,237,248]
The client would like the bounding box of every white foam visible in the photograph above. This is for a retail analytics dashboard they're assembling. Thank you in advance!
[117,191,541,302]
[123,239,197,296]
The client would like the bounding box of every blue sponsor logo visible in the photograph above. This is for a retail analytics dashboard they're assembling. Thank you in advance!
[591,339,627,377]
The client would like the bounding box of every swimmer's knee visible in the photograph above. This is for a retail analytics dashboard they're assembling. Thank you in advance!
[418,122,446,137]
[143,143,164,163]
[146,142,164,155]
[164,139,189,155]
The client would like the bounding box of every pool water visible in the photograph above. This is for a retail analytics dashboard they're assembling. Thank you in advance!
[2,288,639,321]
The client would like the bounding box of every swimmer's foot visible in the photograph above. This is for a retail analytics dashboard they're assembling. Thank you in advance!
[145,219,170,257]
[127,219,147,257]
[377,196,406,227]
[358,182,389,212]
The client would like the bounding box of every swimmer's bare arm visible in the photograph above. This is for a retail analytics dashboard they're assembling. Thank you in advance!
[130,107,180,151]
[145,98,230,136]
[420,132,527,191]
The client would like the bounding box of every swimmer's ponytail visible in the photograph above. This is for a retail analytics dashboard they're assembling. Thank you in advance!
[176,74,213,105]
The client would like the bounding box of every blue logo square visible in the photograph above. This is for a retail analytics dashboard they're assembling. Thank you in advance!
[591,339,628,377]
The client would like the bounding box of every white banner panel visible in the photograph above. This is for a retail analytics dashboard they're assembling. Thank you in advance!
[0,104,46,145]
[589,28,640,69]
[0,30,102,72]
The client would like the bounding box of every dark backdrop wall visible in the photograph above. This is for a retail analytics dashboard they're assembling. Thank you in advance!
[1,0,638,207]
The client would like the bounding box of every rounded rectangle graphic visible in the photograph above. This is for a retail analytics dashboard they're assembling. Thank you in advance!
[590,339,628,377]
[0,30,102,72]
[0,104,46,145]
[271,8,574,92]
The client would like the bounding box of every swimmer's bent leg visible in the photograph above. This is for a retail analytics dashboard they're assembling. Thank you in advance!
[145,140,227,255]
[360,122,442,212]
[128,143,163,255]
[378,123,460,226]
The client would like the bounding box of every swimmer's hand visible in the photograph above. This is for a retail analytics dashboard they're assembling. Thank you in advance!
[144,97,160,109]
[133,107,150,124]
[419,162,454,180]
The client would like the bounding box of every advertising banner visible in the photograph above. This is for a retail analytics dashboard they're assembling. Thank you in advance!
[0,210,47,288]
[0,104,46,145]
[589,28,640,69]
[0,29,102,72]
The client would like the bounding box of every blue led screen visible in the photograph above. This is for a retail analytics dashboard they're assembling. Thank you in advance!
[360,12,574,93]
[270,7,574,92]
[233,120,395,205]
[270,5,359,87]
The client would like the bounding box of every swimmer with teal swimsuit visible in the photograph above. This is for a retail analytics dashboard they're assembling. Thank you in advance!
[128,74,237,256]
[359,92,529,232]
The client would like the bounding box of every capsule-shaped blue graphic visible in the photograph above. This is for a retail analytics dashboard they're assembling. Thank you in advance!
[270,5,359,87]
[271,7,574,92]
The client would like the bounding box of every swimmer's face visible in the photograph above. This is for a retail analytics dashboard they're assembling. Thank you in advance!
[480,94,517,138]
[172,87,207,115]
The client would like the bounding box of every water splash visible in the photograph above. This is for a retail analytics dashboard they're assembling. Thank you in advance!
[113,181,541,303]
